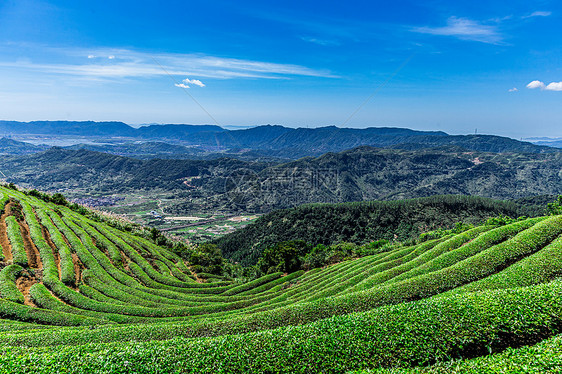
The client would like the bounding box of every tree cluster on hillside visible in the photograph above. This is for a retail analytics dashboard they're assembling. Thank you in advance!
[214,195,547,266]
[547,196,562,215]
[26,189,69,206]
[248,210,546,277]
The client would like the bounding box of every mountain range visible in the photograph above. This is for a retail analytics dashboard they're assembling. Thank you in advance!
[0,121,556,159]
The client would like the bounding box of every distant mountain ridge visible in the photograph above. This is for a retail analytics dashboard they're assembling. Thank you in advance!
[535,139,562,148]
[0,121,139,136]
[0,138,48,155]
[0,120,555,157]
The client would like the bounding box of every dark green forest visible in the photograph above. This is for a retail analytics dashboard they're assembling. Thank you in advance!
[215,194,549,265]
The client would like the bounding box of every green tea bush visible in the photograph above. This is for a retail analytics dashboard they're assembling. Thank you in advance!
[4,216,28,267]
[0,264,24,304]
[386,217,545,285]
[0,191,8,216]
[221,272,283,296]
[447,233,562,295]
[4,280,562,373]
[364,333,562,373]
[78,284,127,305]
[0,297,103,327]
[35,209,75,286]
[3,185,562,373]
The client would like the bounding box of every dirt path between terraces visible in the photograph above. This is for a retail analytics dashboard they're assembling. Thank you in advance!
[16,270,39,307]
[0,201,14,262]
[18,216,42,269]
[71,253,84,284]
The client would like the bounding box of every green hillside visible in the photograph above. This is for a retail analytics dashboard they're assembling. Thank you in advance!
[215,195,547,265]
[2,186,562,372]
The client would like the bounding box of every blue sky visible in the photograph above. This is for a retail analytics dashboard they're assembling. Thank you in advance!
[0,0,561,138]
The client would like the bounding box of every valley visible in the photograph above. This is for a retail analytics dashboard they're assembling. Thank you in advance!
[3,132,561,246]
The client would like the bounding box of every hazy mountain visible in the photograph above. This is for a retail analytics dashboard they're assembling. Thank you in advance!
[0,137,48,155]
[0,121,554,157]
[0,121,137,136]
[535,140,562,148]
[0,148,266,193]
[63,142,292,161]
[64,142,202,158]
[135,124,226,139]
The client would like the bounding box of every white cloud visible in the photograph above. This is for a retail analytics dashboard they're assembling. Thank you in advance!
[526,80,562,91]
[0,46,336,82]
[545,82,562,91]
[526,80,546,89]
[87,55,95,59]
[508,87,518,92]
[188,79,205,87]
[175,78,205,88]
[412,17,502,44]
[522,11,552,18]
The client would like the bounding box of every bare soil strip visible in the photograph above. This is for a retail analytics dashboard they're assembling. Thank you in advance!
[42,224,62,280]
[188,264,204,283]
[71,253,84,285]
[0,201,14,262]
[18,216,42,269]
[16,270,39,307]
[119,250,133,273]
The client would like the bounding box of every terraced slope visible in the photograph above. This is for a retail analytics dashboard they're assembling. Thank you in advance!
[1,186,562,373]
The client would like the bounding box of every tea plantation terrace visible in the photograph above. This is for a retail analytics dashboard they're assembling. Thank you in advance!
[1,186,562,372]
